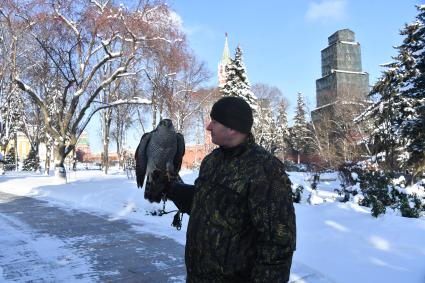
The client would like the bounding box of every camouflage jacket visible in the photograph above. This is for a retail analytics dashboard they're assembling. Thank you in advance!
[178,134,296,282]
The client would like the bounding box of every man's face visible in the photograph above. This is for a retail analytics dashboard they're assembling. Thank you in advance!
[206,119,233,147]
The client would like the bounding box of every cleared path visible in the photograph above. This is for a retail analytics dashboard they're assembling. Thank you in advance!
[0,191,186,282]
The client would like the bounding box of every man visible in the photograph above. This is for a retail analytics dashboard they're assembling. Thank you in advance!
[166,96,296,282]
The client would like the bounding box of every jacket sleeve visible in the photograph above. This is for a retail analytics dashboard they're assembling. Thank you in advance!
[166,182,195,215]
[248,158,296,282]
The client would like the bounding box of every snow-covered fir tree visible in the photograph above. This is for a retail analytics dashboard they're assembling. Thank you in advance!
[360,5,424,174]
[256,99,276,153]
[275,99,290,159]
[291,92,310,164]
[220,46,259,117]
[399,5,425,175]
[22,147,40,171]
[4,147,18,171]
[360,60,407,171]
[0,92,24,149]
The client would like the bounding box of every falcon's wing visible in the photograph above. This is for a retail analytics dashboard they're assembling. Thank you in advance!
[135,131,152,188]
[174,133,185,174]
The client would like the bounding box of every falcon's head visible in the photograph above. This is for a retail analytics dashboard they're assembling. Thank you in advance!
[157,119,174,130]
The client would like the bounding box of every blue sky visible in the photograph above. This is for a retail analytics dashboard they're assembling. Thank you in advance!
[169,0,423,116]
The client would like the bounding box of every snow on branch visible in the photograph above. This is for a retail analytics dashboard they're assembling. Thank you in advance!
[53,7,80,38]
[78,97,151,133]
[145,37,183,44]
[94,97,151,106]
[91,0,110,12]
[101,39,122,58]
[123,34,182,46]
[14,77,61,139]
[73,64,132,132]
[74,53,122,98]
[144,5,162,16]
[14,77,44,106]
[174,89,194,96]
[112,97,151,105]
[99,66,126,88]
[116,72,135,78]
[90,43,105,57]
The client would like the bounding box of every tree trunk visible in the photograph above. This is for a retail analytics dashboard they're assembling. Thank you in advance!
[53,142,67,183]
[101,109,112,175]
[116,137,123,170]
[151,94,158,130]
[72,148,77,171]
[102,139,109,174]
[43,138,51,175]
[44,144,51,176]
[14,132,18,171]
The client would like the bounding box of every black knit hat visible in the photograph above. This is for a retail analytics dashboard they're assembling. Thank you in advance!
[210,96,253,134]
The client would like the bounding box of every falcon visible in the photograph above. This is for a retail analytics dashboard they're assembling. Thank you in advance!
[135,119,185,203]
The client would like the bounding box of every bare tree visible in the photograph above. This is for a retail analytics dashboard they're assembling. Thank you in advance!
[0,4,33,154]
[111,101,135,170]
[141,9,187,130]
[165,52,211,135]
[252,83,287,112]
[311,101,370,168]
[99,81,119,175]
[8,1,177,181]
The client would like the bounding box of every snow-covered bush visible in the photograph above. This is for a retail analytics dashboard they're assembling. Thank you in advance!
[337,162,363,202]
[125,158,136,180]
[338,161,363,187]
[337,161,425,218]
[22,148,40,172]
[393,177,425,218]
[284,160,310,172]
[4,147,18,171]
[292,185,304,203]
[358,170,394,208]
[399,194,422,218]
[370,196,386,218]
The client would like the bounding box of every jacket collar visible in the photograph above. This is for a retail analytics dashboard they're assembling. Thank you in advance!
[219,133,255,158]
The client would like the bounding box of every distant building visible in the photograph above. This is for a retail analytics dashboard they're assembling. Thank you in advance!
[311,29,370,163]
[16,132,31,159]
[1,132,38,161]
[0,130,93,166]
[182,144,207,169]
[312,29,369,119]
[218,33,231,87]
[75,131,92,162]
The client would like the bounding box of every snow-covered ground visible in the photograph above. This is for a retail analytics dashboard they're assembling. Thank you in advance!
[0,168,424,283]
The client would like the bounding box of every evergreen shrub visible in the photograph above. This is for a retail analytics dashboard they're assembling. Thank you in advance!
[22,148,40,171]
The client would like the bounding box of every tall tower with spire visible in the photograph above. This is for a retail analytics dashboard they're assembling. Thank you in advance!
[218,33,231,87]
